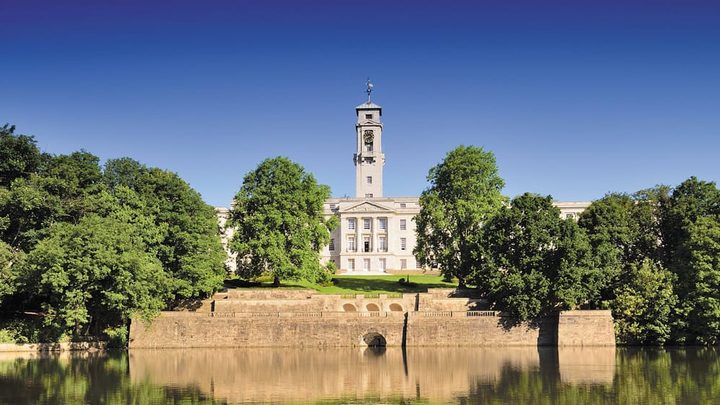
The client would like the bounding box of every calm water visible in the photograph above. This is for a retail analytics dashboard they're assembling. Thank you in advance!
[0,346,718,404]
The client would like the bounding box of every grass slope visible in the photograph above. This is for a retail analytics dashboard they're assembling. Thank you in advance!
[233,274,457,296]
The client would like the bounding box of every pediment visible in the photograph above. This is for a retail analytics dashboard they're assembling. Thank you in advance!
[340,201,394,213]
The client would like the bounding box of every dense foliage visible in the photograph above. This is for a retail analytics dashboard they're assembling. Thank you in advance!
[414,146,506,287]
[473,193,601,320]
[416,144,719,345]
[229,157,337,286]
[0,125,225,343]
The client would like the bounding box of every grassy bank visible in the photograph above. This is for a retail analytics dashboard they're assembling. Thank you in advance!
[230,274,457,296]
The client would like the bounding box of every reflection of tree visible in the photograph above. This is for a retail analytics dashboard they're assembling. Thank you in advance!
[0,353,221,404]
[2,348,719,404]
[458,347,720,405]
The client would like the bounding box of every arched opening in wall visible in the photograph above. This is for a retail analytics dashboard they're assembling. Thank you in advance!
[389,303,403,312]
[343,303,357,312]
[363,332,387,347]
[366,303,380,312]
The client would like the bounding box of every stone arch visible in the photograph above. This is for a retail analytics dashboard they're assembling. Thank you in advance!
[362,332,387,347]
[389,303,403,312]
[343,303,357,312]
[366,303,380,312]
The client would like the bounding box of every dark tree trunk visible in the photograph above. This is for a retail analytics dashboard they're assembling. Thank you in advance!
[272,275,280,287]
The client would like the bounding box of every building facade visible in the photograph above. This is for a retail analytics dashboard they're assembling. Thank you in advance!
[218,87,592,275]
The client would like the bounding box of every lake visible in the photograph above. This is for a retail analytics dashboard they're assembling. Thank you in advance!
[0,346,718,404]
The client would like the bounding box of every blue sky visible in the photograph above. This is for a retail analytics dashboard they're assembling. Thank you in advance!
[1,0,718,206]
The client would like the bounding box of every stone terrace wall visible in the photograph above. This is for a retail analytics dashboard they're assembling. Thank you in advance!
[557,310,615,346]
[129,289,615,348]
[130,312,406,348]
[406,312,558,346]
[129,310,615,348]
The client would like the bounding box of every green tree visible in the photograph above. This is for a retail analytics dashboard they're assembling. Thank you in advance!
[0,151,103,252]
[0,124,44,187]
[414,146,506,287]
[613,259,676,345]
[230,157,336,286]
[578,190,678,343]
[474,193,600,320]
[683,217,720,344]
[0,175,65,252]
[577,192,668,304]
[662,177,720,343]
[0,240,18,300]
[21,214,169,337]
[102,158,226,301]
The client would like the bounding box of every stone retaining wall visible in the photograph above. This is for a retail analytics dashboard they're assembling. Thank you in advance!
[129,310,615,348]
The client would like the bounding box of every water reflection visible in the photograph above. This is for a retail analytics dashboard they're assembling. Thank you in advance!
[1,347,719,404]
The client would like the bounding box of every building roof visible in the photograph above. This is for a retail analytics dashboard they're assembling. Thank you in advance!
[355,101,382,110]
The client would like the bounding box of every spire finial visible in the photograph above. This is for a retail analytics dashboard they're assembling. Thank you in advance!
[366,78,374,102]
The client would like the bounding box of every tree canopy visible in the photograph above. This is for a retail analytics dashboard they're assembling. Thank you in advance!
[102,158,226,301]
[0,126,226,343]
[230,157,336,286]
[22,214,169,338]
[414,145,506,287]
[578,179,720,344]
[0,124,44,188]
[473,193,601,320]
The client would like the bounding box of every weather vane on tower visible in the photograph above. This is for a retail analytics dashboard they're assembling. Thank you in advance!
[366,78,374,102]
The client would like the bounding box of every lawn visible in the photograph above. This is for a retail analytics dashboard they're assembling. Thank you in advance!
[229,274,457,296]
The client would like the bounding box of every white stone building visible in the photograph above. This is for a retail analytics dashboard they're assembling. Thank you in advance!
[218,85,591,275]
[319,89,591,274]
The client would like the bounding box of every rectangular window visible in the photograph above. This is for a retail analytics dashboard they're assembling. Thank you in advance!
[363,258,370,271]
[347,236,356,252]
[348,259,355,271]
[400,219,407,231]
[365,113,372,119]
[366,176,372,184]
[329,203,336,210]
[401,238,407,251]
[378,217,387,230]
[366,143,373,152]
[365,193,373,198]
[363,236,371,252]
[364,218,371,230]
[400,203,407,208]
[379,236,387,252]
[348,218,356,230]
[379,258,386,271]
[329,238,335,251]
[401,259,407,269]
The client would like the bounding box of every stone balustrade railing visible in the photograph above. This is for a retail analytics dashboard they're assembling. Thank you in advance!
[165,310,505,318]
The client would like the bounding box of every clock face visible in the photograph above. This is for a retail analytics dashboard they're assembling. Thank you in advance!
[363,130,374,143]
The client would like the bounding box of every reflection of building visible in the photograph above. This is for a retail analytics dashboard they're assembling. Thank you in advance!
[216,86,591,275]
[128,346,616,403]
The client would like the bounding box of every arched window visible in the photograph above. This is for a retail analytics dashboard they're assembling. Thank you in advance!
[343,303,357,312]
[389,303,403,312]
[366,303,380,312]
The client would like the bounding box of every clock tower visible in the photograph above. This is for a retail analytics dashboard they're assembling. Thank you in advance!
[354,80,385,198]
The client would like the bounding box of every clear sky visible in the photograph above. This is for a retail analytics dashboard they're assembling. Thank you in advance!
[2,0,718,207]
